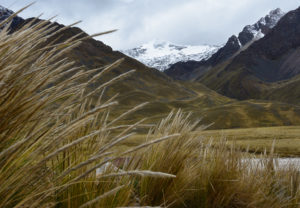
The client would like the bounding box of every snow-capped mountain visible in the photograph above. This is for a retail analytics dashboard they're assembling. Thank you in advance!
[122,40,221,71]
[0,5,13,16]
[165,8,286,81]
[238,8,285,46]
[123,9,284,72]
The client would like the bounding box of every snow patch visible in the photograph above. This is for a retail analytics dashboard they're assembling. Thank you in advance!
[0,5,13,16]
[254,30,265,40]
[237,38,242,47]
[256,8,285,31]
[123,40,221,71]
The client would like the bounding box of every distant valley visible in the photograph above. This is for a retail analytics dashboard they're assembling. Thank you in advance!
[1,5,300,131]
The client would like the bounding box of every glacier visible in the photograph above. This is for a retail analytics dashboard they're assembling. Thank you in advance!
[122,40,221,71]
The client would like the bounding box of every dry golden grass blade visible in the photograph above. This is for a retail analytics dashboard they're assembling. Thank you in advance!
[120,134,180,156]
[0,3,35,28]
[97,118,147,154]
[98,170,176,179]
[79,185,125,208]
[118,206,163,208]
[97,133,136,155]
[107,102,149,127]
[57,151,114,180]
[82,69,136,100]
[40,125,116,163]
[71,133,180,183]
[89,29,118,37]
[87,58,125,85]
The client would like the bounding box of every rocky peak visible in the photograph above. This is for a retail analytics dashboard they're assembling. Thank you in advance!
[0,5,24,31]
[206,35,241,66]
[264,8,285,27]
[165,8,286,80]
[228,35,241,47]
[0,5,13,16]
[207,8,285,66]
[238,8,285,45]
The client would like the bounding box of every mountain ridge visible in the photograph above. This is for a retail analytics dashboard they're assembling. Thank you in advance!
[1,5,300,129]
[0,5,24,30]
[122,40,221,71]
[197,6,300,102]
[165,8,285,80]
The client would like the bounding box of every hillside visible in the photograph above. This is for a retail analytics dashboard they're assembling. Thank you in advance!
[41,19,300,128]
[198,6,300,102]
[2,8,300,129]
[165,8,285,81]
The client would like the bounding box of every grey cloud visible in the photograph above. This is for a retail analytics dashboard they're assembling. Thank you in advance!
[1,0,300,49]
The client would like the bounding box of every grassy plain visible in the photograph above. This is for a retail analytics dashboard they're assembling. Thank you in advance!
[202,126,300,157]
[118,126,300,157]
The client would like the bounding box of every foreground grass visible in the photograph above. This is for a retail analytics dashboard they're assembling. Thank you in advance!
[0,12,178,207]
[127,112,300,207]
[1,10,300,208]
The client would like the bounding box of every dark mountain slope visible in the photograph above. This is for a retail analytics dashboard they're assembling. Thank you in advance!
[0,6,24,30]
[262,74,300,104]
[19,18,200,102]
[19,18,300,128]
[37,19,300,128]
[165,8,285,81]
[198,6,300,101]
[2,6,300,129]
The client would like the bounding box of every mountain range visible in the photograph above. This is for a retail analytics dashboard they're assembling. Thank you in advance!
[122,40,221,71]
[162,7,300,105]
[123,8,285,73]
[1,5,300,129]
[164,8,285,79]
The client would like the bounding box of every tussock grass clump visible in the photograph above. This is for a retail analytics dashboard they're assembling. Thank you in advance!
[0,12,175,208]
[132,111,300,208]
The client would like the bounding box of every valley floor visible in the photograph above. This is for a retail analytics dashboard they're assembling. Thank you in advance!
[201,126,300,157]
[120,126,300,157]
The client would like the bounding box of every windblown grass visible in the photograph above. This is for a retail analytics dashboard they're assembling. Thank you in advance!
[0,11,176,208]
[129,111,300,208]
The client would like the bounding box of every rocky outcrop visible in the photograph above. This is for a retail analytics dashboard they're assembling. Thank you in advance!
[165,8,285,81]
[198,6,300,100]
[0,6,24,31]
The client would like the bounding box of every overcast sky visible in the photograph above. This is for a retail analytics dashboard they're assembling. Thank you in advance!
[1,0,300,50]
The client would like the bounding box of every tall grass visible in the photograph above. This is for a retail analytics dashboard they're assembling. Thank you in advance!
[0,12,175,208]
[132,111,300,208]
[1,8,300,208]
